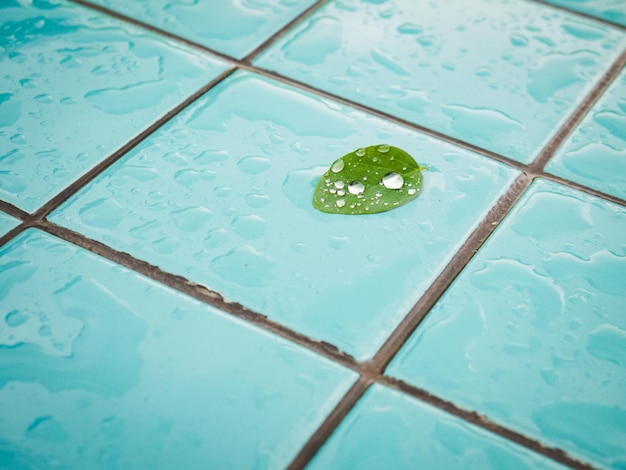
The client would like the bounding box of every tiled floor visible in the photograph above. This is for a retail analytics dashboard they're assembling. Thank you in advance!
[1,0,625,469]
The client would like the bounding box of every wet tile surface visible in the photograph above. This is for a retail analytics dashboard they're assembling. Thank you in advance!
[87,0,318,59]
[0,229,356,469]
[388,179,626,468]
[309,384,565,470]
[0,212,20,237]
[51,71,518,360]
[542,0,626,26]
[0,0,228,213]
[546,68,626,200]
[256,0,626,163]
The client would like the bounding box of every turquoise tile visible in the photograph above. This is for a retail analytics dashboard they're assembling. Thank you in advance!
[0,212,20,237]
[309,384,565,470]
[50,71,518,360]
[87,0,317,59]
[0,0,228,213]
[388,179,626,469]
[255,0,626,163]
[0,229,356,469]
[542,0,626,27]
[546,68,626,200]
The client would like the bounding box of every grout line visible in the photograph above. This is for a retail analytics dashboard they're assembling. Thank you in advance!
[526,0,626,31]
[540,171,626,206]
[530,48,626,172]
[380,376,596,470]
[0,223,30,249]
[38,221,361,371]
[31,68,237,222]
[242,0,329,63]
[0,201,30,221]
[288,378,372,470]
[366,174,532,372]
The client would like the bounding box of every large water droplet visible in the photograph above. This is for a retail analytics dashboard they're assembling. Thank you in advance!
[331,159,345,173]
[348,181,365,195]
[355,148,366,157]
[334,180,345,189]
[378,144,390,153]
[382,172,404,189]
[336,198,346,207]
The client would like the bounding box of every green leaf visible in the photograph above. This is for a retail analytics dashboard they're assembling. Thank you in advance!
[313,144,426,215]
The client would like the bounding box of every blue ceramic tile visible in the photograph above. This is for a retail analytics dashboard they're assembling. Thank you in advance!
[0,229,356,469]
[0,212,20,237]
[0,0,229,213]
[50,71,518,360]
[388,179,626,469]
[256,0,626,163]
[546,68,626,200]
[87,0,317,59]
[542,0,626,27]
[309,384,565,470]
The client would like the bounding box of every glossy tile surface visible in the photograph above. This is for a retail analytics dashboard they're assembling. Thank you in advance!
[87,0,318,59]
[542,0,626,26]
[388,179,626,469]
[0,0,228,212]
[51,71,518,360]
[256,0,626,163]
[309,385,565,470]
[0,229,357,469]
[0,212,20,237]
[546,68,626,200]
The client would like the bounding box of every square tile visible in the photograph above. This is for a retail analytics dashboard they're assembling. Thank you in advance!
[387,179,626,468]
[0,212,20,237]
[0,229,356,468]
[546,68,626,200]
[255,0,626,163]
[0,0,229,212]
[542,0,626,27]
[50,71,518,360]
[87,0,318,59]
[309,384,565,469]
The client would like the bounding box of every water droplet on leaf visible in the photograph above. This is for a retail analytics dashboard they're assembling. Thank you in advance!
[382,172,404,189]
[348,181,365,195]
[331,159,345,173]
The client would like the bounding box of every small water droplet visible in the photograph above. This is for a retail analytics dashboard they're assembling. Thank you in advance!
[337,189,345,196]
[331,159,345,173]
[355,148,366,157]
[382,172,404,189]
[336,198,346,207]
[408,188,417,195]
[334,180,345,189]
[348,181,365,195]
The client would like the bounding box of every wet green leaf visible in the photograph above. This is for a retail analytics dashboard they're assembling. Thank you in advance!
[313,144,426,215]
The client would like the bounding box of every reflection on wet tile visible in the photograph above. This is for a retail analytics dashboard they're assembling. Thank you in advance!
[546,69,626,200]
[87,0,317,59]
[542,0,626,27]
[310,385,565,470]
[388,179,626,468]
[51,71,518,360]
[0,0,228,212]
[0,229,356,468]
[0,212,20,237]
[256,0,626,163]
